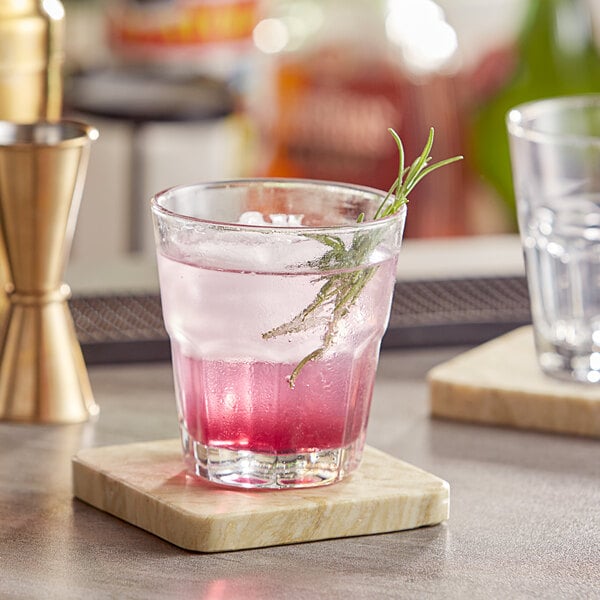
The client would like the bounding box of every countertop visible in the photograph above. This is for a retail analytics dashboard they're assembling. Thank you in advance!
[1,344,598,599]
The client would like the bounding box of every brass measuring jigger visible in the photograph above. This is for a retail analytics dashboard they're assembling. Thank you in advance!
[0,0,65,354]
[0,120,99,423]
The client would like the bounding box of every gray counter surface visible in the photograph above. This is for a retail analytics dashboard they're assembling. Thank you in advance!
[1,346,598,599]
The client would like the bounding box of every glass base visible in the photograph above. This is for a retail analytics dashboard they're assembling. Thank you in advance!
[180,429,364,489]
[539,348,600,384]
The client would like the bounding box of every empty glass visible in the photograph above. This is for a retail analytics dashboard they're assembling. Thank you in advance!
[507,95,600,383]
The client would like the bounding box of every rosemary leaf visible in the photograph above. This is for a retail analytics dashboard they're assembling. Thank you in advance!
[264,128,463,387]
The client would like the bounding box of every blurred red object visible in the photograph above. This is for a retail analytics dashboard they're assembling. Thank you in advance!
[252,0,467,238]
[106,0,260,62]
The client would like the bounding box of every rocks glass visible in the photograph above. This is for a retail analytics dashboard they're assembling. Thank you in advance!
[151,179,406,488]
[508,95,600,384]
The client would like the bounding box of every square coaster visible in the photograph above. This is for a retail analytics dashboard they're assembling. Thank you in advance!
[428,326,600,437]
[72,441,449,553]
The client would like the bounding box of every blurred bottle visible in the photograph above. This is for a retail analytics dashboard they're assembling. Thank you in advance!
[251,0,467,238]
[105,0,260,82]
[470,0,600,228]
[0,0,64,122]
[103,0,261,175]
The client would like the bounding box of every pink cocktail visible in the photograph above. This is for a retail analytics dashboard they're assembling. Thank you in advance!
[152,179,405,489]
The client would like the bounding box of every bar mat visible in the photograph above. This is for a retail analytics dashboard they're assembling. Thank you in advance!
[72,441,449,552]
[70,276,532,365]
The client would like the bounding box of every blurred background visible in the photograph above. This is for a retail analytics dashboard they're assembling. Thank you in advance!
[58,0,600,267]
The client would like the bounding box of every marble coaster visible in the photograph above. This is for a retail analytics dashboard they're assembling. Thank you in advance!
[72,441,449,553]
[428,326,600,438]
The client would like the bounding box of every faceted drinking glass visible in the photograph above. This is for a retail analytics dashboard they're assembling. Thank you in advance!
[151,179,406,488]
[507,95,600,383]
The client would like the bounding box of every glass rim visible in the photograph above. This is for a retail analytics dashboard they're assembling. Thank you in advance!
[506,94,600,147]
[150,178,406,234]
[0,119,99,147]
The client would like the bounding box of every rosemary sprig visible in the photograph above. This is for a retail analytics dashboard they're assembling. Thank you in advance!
[263,128,463,387]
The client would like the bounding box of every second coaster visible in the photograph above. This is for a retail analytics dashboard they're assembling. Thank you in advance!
[428,326,600,437]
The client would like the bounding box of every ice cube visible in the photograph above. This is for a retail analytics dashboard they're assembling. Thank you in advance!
[269,213,305,226]
[238,211,305,227]
[239,211,268,225]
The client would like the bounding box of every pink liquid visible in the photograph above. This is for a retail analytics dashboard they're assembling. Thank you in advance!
[172,344,379,454]
[158,251,397,458]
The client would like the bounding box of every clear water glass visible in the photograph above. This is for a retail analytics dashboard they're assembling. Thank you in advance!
[507,96,600,384]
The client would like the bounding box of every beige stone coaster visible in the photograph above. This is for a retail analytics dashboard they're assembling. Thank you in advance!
[72,440,449,553]
[429,326,600,438]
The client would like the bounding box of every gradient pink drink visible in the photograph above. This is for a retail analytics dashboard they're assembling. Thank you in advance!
[152,180,405,489]
[172,344,378,454]
[161,256,394,449]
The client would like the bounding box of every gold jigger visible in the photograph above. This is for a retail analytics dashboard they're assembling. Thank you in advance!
[0,0,66,354]
[0,120,99,423]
